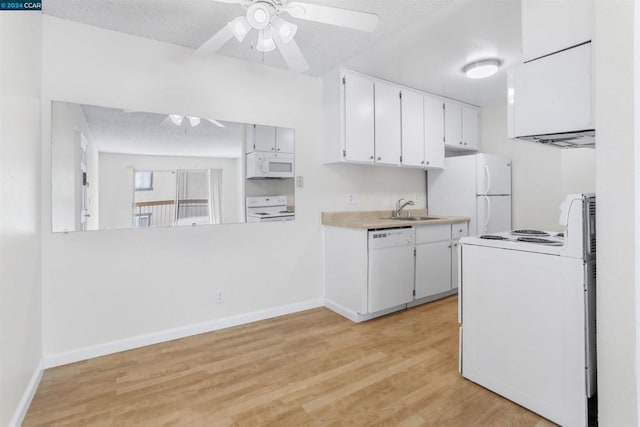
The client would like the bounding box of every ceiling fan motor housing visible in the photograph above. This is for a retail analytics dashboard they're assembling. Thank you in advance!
[246,1,277,29]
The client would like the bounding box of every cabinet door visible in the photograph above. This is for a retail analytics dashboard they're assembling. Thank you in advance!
[374,81,402,166]
[424,95,445,169]
[253,125,277,152]
[275,127,295,153]
[344,73,375,163]
[415,240,452,299]
[400,90,424,167]
[444,100,462,148]
[462,105,479,150]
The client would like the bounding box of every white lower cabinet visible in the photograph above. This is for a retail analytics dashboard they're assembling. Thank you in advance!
[415,224,451,299]
[324,221,469,322]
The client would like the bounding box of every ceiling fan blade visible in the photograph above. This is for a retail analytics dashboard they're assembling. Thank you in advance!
[282,2,378,32]
[192,25,235,58]
[206,118,226,128]
[273,32,308,73]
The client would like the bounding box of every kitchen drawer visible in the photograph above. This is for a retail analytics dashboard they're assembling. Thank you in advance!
[451,223,469,240]
[416,224,451,244]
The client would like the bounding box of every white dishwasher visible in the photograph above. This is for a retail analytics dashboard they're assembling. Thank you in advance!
[368,227,415,313]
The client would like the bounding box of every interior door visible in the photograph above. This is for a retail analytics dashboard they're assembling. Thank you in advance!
[476,154,512,195]
[476,195,512,235]
[344,72,375,163]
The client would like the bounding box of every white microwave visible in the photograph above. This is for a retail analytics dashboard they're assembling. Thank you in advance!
[246,151,295,179]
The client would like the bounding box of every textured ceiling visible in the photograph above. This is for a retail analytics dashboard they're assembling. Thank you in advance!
[43,0,522,106]
[79,103,244,158]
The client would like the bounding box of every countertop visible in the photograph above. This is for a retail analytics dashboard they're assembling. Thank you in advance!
[321,209,470,229]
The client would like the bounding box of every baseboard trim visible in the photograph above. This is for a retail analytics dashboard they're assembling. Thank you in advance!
[43,299,324,369]
[9,358,44,427]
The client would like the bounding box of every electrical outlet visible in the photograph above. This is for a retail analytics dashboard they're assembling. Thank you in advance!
[347,193,358,204]
[414,193,421,203]
[216,290,224,304]
[296,176,304,188]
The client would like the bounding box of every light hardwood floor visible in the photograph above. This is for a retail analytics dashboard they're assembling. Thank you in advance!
[24,296,555,426]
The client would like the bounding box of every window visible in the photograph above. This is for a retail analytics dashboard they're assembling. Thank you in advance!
[134,170,153,191]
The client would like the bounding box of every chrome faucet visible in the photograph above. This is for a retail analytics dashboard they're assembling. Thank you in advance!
[395,198,415,217]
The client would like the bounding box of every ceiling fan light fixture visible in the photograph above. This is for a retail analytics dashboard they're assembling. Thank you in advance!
[272,17,297,44]
[256,28,276,52]
[228,16,251,41]
[247,3,272,30]
[463,59,501,79]
[169,114,184,126]
[188,116,201,127]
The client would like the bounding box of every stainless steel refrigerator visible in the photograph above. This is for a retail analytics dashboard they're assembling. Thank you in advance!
[427,153,512,235]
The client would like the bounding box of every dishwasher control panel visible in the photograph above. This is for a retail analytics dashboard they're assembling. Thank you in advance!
[368,228,415,248]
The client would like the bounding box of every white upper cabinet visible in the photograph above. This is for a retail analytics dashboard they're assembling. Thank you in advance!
[445,100,479,151]
[246,125,294,154]
[374,81,402,166]
[424,95,445,169]
[462,105,479,150]
[400,89,425,168]
[521,0,593,61]
[444,100,462,148]
[322,68,479,166]
[344,72,375,163]
[275,127,295,153]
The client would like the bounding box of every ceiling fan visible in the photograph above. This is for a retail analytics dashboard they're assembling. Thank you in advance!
[192,0,379,72]
[161,114,226,128]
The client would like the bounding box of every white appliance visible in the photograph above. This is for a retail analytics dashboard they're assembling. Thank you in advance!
[368,228,415,313]
[245,196,294,222]
[428,153,511,235]
[459,193,596,426]
[246,151,294,179]
[507,42,594,148]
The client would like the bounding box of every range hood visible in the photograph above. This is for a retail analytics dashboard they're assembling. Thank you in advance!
[517,130,595,149]
[508,42,595,148]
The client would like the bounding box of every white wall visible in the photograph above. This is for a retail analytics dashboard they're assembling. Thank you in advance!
[98,152,243,229]
[480,102,595,230]
[0,13,42,427]
[40,16,425,357]
[595,2,638,425]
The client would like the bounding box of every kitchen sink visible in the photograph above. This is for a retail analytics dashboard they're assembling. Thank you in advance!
[379,216,440,221]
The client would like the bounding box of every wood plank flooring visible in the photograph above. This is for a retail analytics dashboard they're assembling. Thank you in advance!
[24,296,555,426]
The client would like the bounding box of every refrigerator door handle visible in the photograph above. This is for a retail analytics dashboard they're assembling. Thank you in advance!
[484,163,491,194]
[484,195,491,231]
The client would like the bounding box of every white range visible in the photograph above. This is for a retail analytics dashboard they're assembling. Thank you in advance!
[459,193,596,426]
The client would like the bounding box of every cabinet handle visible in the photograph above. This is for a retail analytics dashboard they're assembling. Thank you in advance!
[454,243,458,247]
[370,155,374,160]
[464,142,468,146]
[421,161,425,165]
[377,157,381,161]
[277,148,280,151]
[426,161,430,165]
[448,244,452,248]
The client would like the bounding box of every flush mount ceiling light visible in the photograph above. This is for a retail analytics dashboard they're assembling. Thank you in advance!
[463,59,502,79]
[192,0,379,73]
